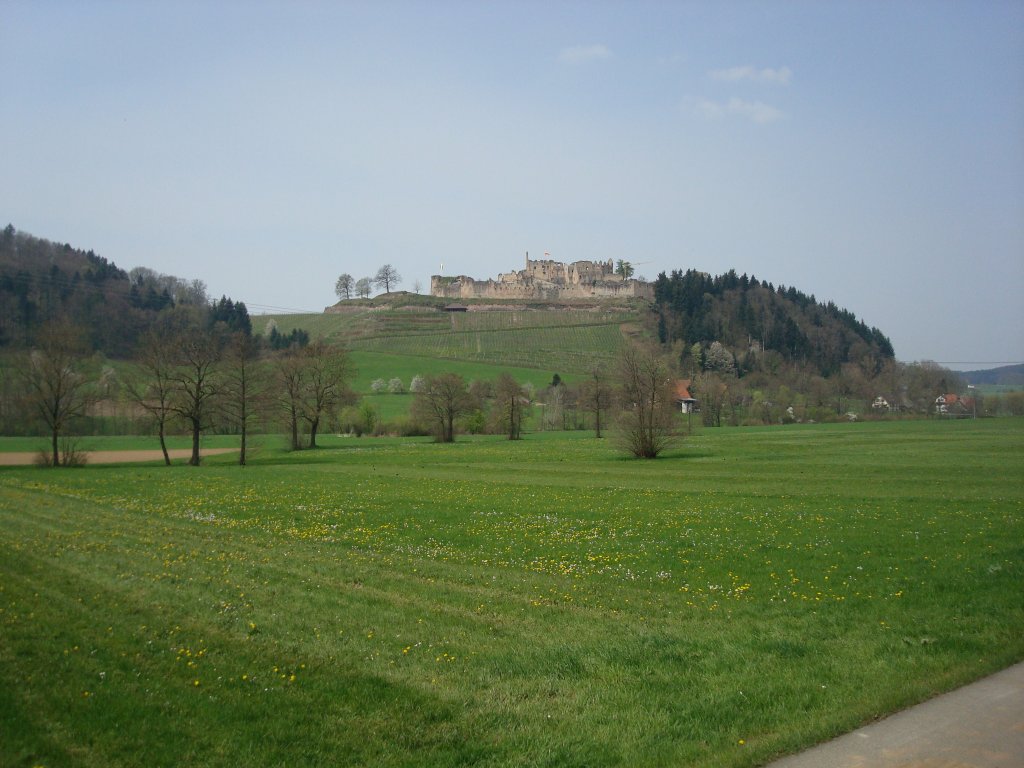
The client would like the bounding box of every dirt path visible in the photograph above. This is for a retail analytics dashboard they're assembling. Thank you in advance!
[0,448,237,466]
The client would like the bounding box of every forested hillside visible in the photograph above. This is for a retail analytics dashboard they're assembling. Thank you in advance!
[654,268,894,377]
[0,224,249,357]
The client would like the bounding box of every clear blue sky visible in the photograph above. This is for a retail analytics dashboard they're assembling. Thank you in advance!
[2,1,1022,369]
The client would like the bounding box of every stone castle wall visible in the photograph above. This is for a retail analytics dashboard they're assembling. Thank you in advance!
[432,255,652,301]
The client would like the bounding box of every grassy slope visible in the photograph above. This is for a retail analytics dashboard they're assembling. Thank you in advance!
[258,305,638,379]
[261,306,637,423]
[1,419,1021,767]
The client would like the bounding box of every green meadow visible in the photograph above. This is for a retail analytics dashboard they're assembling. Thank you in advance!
[1,419,1022,767]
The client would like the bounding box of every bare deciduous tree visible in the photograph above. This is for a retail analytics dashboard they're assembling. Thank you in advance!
[616,344,679,458]
[374,264,401,294]
[125,325,179,465]
[693,372,728,427]
[335,273,354,301]
[22,320,93,467]
[276,349,306,451]
[580,365,614,438]
[300,340,355,449]
[168,328,222,466]
[411,373,472,443]
[494,372,527,440]
[222,332,267,465]
[275,340,355,450]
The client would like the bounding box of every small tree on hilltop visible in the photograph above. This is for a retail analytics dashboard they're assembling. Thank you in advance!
[335,273,354,301]
[374,264,401,294]
[355,277,372,298]
[615,344,679,458]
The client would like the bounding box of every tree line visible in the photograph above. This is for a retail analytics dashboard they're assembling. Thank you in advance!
[382,347,676,458]
[8,319,686,464]
[8,305,353,466]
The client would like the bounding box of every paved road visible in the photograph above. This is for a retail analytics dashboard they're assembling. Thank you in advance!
[763,662,1024,768]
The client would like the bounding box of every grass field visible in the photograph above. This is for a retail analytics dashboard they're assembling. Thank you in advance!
[1,419,1022,767]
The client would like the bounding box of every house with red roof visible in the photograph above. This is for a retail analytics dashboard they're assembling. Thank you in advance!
[935,393,975,417]
[675,379,698,414]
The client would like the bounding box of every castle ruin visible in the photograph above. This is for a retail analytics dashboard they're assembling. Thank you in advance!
[431,253,653,301]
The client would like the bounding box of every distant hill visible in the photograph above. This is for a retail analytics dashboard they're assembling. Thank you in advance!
[961,364,1024,387]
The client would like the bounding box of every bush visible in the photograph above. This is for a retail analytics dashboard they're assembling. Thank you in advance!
[463,410,487,435]
[339,403,378,437]
[383,416,431,437]
[34,436,88,468]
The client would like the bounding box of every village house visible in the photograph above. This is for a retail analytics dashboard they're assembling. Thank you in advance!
[675,379,698,413]
[935,393,975,417]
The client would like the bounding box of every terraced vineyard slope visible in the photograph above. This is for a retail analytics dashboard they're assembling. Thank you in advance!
[258,302,643,375]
